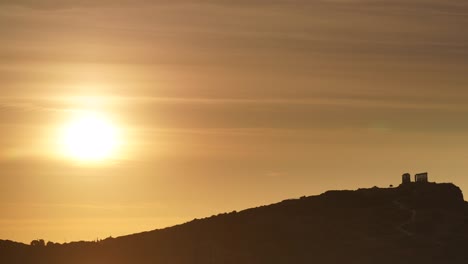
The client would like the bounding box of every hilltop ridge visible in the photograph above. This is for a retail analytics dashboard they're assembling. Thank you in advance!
[1,182,467,264]
[322,182,464,207]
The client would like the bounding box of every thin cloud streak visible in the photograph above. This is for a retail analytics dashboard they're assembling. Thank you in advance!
[2,94,468,112]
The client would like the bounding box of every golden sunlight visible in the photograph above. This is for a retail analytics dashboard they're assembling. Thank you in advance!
[60,112,120,161]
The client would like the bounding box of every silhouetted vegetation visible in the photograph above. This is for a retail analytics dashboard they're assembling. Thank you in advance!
[30,239,45,247]
[1,182,467,264]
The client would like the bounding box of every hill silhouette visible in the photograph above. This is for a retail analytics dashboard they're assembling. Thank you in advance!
[1,182,467,264]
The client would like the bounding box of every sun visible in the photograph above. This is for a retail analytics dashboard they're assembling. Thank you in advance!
[61,112,120,161]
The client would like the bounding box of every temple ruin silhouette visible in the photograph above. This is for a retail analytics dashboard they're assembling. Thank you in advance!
[401,172,429,184]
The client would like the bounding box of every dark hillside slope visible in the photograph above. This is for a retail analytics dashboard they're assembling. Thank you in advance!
[1,182,467,264]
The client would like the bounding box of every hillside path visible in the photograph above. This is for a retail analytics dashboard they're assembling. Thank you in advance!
[393,200,416,237]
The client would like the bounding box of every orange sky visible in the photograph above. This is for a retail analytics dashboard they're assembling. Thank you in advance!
[1,0,468,243]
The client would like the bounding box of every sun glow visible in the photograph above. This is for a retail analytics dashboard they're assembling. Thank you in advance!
[61,112,120,161]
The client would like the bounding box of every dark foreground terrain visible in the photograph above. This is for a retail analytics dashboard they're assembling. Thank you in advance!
[1,182,467,264]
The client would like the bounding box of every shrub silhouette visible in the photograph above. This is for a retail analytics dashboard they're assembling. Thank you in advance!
[30,239,45,247]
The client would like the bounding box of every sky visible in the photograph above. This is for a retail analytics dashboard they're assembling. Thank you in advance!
[1,0,468,243]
